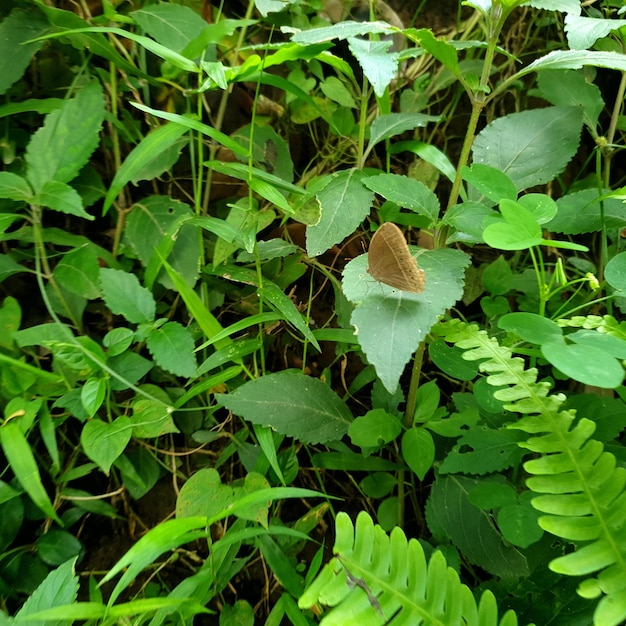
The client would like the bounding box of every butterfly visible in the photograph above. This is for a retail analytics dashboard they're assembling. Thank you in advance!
[366,222,426,293]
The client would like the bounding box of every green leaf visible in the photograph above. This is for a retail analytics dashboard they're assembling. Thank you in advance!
[0,421,62,525]
[99,268,156,324]
[428,339,480,381]
[401,428,435,480]
[257,281,321,351]
[299,511,521,625]
[362,173,440,223]
[462,164,517,203]
[366,112,441,157]
[130,103,249,157]
[439,426,526,475]
[468,482,518,510]
[605,251,626,296]
[472,106,584,191]
[81,377,106,418]
[391,140,458,187]
[498,312,563,345]
[343,247,470,393]
[25,81,105,193]
[564,14,626,50]
[0,8,48,96]
[32,179,93,220]
[320,76,356,108]
[130,386,178,438]
[536,69,604,128]
[306,168,374,257]
[35,5,146,77]
[216,371,353,444]
[541,338,624,389]
[102,123,188,215]
[38,25,199,71]
[483,199,543,250]
[290,20,396,44]
[158,255,230,349]
[404,28,461,77]
[36,529,83,565]
[426,474,529,579]
[14,559,79,622]
[0,296,21,351]
[519,49,626,75]
[0,172,33,201]
[497,502,544,548]
[348,410,402,449]
[145,321,196,378]
[80,417,132,474]
[176,469,270,527]
[53,244,102,300]
[125,196,199,291]
[131,3,209,53]
[0,254,26,283]
[548,189,626,235]
[347,37,399,98]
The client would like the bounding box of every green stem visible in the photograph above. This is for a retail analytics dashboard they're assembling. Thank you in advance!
[31,205,82,331]
[404,341,426,429]
[435,8,507,248]
[201,0,257,214]
[356,74,371,169]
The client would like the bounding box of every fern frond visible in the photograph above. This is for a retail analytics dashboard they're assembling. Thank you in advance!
[557,314,626,342]
[436,320,626,626]
[299,511,525,626]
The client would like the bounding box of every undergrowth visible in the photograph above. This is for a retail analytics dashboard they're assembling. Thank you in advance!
[1,0,626,624]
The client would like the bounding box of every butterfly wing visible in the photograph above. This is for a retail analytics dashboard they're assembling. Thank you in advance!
[367,223,426,293]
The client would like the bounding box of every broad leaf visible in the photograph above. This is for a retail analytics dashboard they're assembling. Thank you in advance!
[99,268,156,325]
[145,321,196,378]
[124,195,199,290]
[34,179,92,220]
[0,172,32,202]
[401,427,435,480]
[472,106,583,191]
[130,386,178,438]
[80,417,132,474]
[439,426,526,475]
[343,247,470,393]
[25,81,105,193]
[290,20,396,44]
[131,4,208,53]
[547,189,626,235]
[176,469,270,527]
[348,410,402,449]
[536,69,604,129]
[15,559,79,621]
[216,371,353,444]
[347,37,399,98]
[564,14,626,50]
[53,245,102,300]
[0,8,48,96]
[426,474,529,579]
[362,173,440,223]
[541,338,624,389]
[306,168,373,257]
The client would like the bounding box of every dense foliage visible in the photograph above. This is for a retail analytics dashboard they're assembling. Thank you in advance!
[1,0,626,624]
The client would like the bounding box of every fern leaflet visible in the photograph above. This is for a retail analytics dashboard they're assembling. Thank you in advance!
[437,320,626,626]
[299,510,525,626]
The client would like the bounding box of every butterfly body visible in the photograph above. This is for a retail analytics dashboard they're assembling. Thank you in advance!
[366,222,426,294]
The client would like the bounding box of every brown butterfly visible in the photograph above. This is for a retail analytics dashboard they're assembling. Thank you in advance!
[367,222,426,294]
